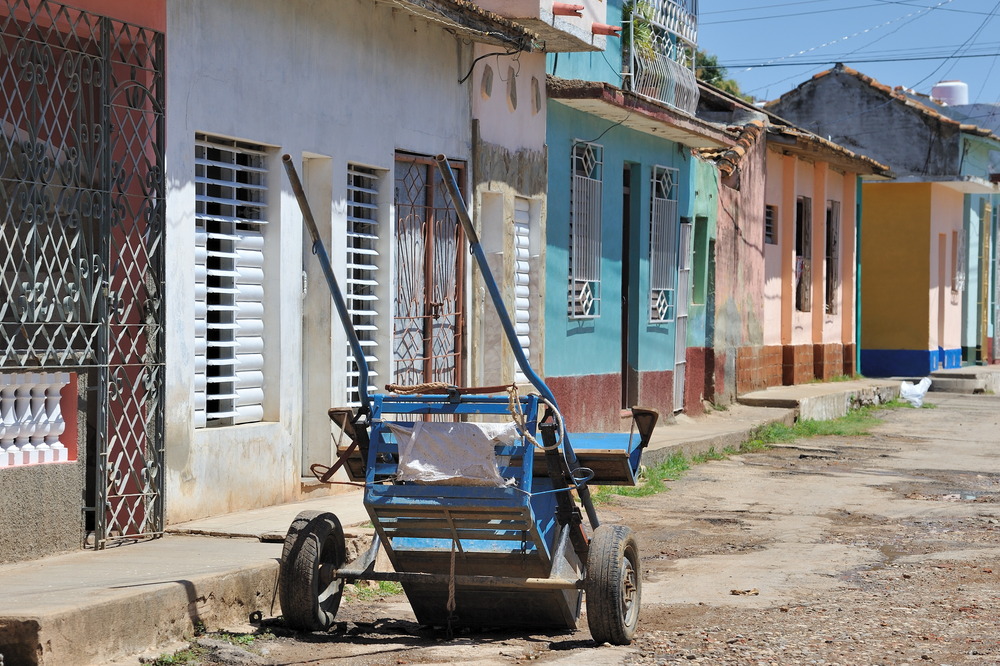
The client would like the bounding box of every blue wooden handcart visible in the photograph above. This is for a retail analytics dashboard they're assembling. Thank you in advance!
[278,155,657,644]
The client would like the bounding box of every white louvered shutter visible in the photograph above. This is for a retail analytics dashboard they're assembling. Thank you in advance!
[345,165,382,406]
[194,135,268,427]
[513,198,532,383]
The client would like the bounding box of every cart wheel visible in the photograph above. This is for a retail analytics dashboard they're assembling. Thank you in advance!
[585,524,641,645]
[279,510,346,631]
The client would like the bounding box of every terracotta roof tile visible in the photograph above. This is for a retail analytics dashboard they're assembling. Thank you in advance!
[768,63,1000,142]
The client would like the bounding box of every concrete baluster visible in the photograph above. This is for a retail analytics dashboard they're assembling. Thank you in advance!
[13,375,33,465]
[32,374,52,463]
[46,372,70,462]
[0,374,19,467]
[17,374,39,464]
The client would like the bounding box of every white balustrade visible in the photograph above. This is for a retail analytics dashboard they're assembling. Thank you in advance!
[0,372,72,467]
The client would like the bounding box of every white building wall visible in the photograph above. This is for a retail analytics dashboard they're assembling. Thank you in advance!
[165,0,475,523]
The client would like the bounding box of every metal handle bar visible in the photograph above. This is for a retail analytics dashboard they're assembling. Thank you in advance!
[282,154,370,410]
[434,155,599,529]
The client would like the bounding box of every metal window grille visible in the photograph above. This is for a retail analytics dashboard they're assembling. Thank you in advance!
[795,196,812,312]
[650,165,679,323]
[346,164,382,406]
[194,135,268,427]
[953,229,966,293]
[513,198,532,383]
[764,204,778,245]
[0,0,165,545]
[569,141,602,319]
[825,200,840,314]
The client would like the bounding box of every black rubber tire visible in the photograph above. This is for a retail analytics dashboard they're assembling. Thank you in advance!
[278,510,346,631]
[584,524,641,645]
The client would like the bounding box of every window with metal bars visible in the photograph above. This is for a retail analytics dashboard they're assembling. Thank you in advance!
[194,134,268,427]
[764,204,778,245]
[825,200,840,314]
[346,164,383,406]
[569,141,602,318]
[795,196,812,313]
[649,165,679,323]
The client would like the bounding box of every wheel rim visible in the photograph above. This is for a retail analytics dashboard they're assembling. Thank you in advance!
[316,533,344,613]
[620,551,639,627]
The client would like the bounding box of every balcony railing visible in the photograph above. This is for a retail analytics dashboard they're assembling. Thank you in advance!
[0,372,72,467]
[624,0,699,114]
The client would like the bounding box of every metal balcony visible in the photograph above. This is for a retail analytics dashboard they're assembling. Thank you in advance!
[623,0,699,114]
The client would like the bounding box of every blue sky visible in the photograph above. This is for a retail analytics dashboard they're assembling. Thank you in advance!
[697,0,1000,105]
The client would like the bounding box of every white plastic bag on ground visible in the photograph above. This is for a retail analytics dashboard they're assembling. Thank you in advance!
[387,421,519,486]
[899,377,932,407]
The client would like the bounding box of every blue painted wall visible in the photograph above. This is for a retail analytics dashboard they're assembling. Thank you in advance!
[860,348,962,377]
[545,100,693,378]
[545,1,624,85]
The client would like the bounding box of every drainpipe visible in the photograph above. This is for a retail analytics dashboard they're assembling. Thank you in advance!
[855,175,863,376]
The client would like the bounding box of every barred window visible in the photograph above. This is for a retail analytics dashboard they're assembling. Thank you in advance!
[795,196,812,313]
[650,165,679,323]
[569,141,602,318]
[825,200,840,314]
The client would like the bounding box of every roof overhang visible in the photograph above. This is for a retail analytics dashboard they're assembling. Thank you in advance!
[766,129,893,179]
[862,174,1000,194]
[377,0,539,50]
[516,14,605,52]
[548,78,732,149]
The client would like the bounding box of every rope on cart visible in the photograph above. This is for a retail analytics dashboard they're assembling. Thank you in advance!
[506,384,549,450]
[446,539,458,639]
[385,381,454,394]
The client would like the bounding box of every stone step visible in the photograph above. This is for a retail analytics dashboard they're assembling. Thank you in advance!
[927,377,986,394]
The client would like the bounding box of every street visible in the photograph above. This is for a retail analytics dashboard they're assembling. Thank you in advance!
[176,393,1000,665]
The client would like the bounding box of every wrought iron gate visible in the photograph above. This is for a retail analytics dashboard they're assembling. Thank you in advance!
[393,155,465,387]
[0,0,165,547]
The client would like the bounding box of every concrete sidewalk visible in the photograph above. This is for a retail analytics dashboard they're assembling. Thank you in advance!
[0,379,898,665]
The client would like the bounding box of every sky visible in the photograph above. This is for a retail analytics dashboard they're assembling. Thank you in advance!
[697,0,1000,106]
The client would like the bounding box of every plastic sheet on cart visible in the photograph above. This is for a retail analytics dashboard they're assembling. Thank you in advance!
[387,421,519,486]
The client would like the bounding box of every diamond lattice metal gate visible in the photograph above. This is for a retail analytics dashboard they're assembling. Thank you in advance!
[0,0,165,547]
[393,155,465,388]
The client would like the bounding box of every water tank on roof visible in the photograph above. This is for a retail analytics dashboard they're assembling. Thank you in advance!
[932,80,969,106]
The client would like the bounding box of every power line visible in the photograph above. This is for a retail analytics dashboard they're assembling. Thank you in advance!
[709,51,1000,69]
[701,0,843,16]
[702,0,993,23]
[703,3,889,25]
[907,0,1000,90]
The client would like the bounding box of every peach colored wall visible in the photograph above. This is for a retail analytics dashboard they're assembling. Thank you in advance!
[821,169,844,345]
[929,185,964,350]
[840,175,857,347]
[773,155,857,349]
[791,159,814,345]
[780,154,796,345]
[763,150,783,346]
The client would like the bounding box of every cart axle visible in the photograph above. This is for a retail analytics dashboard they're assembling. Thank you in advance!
[327,565,584,591]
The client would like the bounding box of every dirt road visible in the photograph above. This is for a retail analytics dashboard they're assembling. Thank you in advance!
[182,393,1000,665]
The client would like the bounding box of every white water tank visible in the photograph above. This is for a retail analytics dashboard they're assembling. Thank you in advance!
[932,80,969,106]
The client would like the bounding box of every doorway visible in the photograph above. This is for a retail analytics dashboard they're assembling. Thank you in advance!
[393,155,466,387]
[621,164,637,409]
